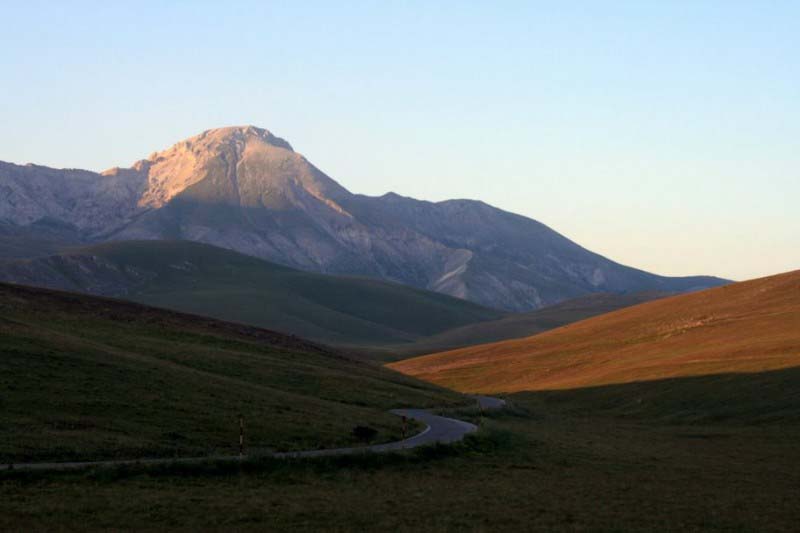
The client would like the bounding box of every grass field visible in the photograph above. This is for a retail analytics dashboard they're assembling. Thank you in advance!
[4,271,798,530]
[3,376,800,531]
[391,270,800,393]
[0,283,460,463]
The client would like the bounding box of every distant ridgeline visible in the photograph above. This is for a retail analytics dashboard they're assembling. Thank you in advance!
[0,126,727,313]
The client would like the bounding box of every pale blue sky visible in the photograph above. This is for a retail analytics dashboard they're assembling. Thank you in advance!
[2,1,798,281]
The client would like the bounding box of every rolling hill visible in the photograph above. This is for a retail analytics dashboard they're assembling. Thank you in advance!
[0,240,504,347]
[390,270,800,396]
[377,291,670,360]
[0,126,727,311]
[0,282,462,463]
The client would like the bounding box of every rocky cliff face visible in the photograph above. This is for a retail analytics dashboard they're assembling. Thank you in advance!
[0,161,146,236]
[0,126,728,310]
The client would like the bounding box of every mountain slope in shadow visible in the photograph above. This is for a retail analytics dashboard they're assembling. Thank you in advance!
[0,240,504,347]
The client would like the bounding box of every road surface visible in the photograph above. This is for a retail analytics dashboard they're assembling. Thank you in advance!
[6,395,505,471]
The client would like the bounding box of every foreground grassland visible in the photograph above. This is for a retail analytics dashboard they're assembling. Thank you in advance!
[3,381,800,531]
[0,283,458,463]
[4,276,799,530]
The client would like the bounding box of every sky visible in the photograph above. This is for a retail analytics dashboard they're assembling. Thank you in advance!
[1,1,798,281]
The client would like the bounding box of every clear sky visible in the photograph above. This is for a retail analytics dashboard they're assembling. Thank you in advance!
[2,1,798,281]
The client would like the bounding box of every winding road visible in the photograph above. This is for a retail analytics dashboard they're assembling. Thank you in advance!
[6,396,505,471]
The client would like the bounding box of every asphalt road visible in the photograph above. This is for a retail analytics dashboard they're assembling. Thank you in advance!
[6,395,505,471]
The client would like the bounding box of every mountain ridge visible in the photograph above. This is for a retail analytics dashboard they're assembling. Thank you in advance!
[0,125,728,311]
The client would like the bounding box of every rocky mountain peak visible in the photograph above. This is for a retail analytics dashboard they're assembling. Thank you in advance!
[127,125,306,209]
[152,126,295,162]
[192,125,294,152]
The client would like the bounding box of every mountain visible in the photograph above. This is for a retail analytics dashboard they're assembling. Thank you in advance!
[389,270,800,396]
[0,161,145,236]
[0,126,728,311]
[0,281,460,463]
[0,240,503,347]
[0,217,84,259]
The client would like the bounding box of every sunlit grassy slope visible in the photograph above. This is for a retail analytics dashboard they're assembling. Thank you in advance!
[377,291,668,360]
[0,283,461,463]
[390,270,800,394]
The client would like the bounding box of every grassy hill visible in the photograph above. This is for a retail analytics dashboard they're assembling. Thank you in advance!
[391,270,800,400]
[0,240,504,348]
[0,282,462,463]
[378,291,669,360]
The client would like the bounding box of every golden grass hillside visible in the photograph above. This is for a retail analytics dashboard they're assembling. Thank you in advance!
[389,270,800,393]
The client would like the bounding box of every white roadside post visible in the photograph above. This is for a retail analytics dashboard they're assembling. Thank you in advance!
[239,415,244,459]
